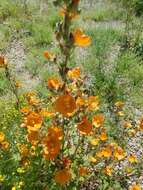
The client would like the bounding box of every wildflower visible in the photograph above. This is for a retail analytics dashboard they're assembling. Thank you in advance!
[59,6,78,20]
[92,114,105,128]
[117,111,125,117]
[128,129,137,137]
[129,184,141,190]
[47,78,61,90]
[72,28,91,47]
[67,67,81,79]
[40,109,55,118]
[42,127,63,160]
[25,112,42,131]
[88,156,97,163]
[77,116,92,135]
[0,132,5,143]
[128,154,138,163]
[125,166,133,174]
[114,146,125,161]
[1,141,9,151]
[43,146,60,160]
[54,94,76,117]
[48,127,63,141]
[90,138,99,146]
[115,101,124,109]
[139,117,143,130]
[62,157,72,168]
[18,144,29,157]
[104,166,113,176]
[0,56,6,67]
[97,147,112,158]
[76,97,85,107]
[25,92,40,106]
[79,167,88,176]
[21,159,30,168]
[100,130,107,141]
[0,175,4,183]
[17,167,25,174]
[15,80,22,88]
[124,121,132,129]
[54,169,71,185]
[43,51,55,61]
[20,107,30,115]
[87,96,99,111]
[27,131,39,144]
[18,181,24,187]
[11,187,16,190]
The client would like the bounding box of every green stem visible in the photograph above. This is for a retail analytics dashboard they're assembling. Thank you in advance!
[5,65,20,109]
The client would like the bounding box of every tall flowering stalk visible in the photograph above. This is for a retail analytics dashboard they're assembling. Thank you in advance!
[0,56,20,109]
[18,0,143,189]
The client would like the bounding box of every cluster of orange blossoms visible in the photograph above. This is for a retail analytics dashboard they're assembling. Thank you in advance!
[0,56,7,67]
[43,127,63,160]
[0,132,9,151]
[17,0,143,188]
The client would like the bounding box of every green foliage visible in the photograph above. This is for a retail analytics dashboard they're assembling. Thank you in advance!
[83,6,125,21]
[134,0,143,16]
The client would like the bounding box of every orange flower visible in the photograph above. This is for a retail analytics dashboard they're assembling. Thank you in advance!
[0,132,5,143]
[43,135,61,151]
[88,156,97,163]
[59,6,78,20]
[128,154,138,163]
[104,166,113,176]
[43,50,55,60]
[62,157,72,168]
[128,129,137,137]
[1,141,9,151]
[43,145,60,160]
[19,144,29,157]
[59,6,66,17]
[117,111,124,117]
[114,146,125,161]
[77,116,92,135]
[40,109,54,118]
[72,28,91,47]
[123,121,132,129]
[47,78,61,90]
[54,169,71,185]
[129,184,141,190]
[139,117,143,130]
[92,114,105,128]
[87,96,99,111]
[0,56,6,67]
[15,80,22,88]
[48,127,63,141]
[90,138,99,146]
[97,147,112,158]
[79,167,88,176]
[54,94,76,117]
[25,112,42,131]
[27,131,39,144]
[42,127,63,160]
[20,107,30,115]
[76,97,85,107]
[67,67,81,79]
[25,92,39,106]
[100,131,107,141]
